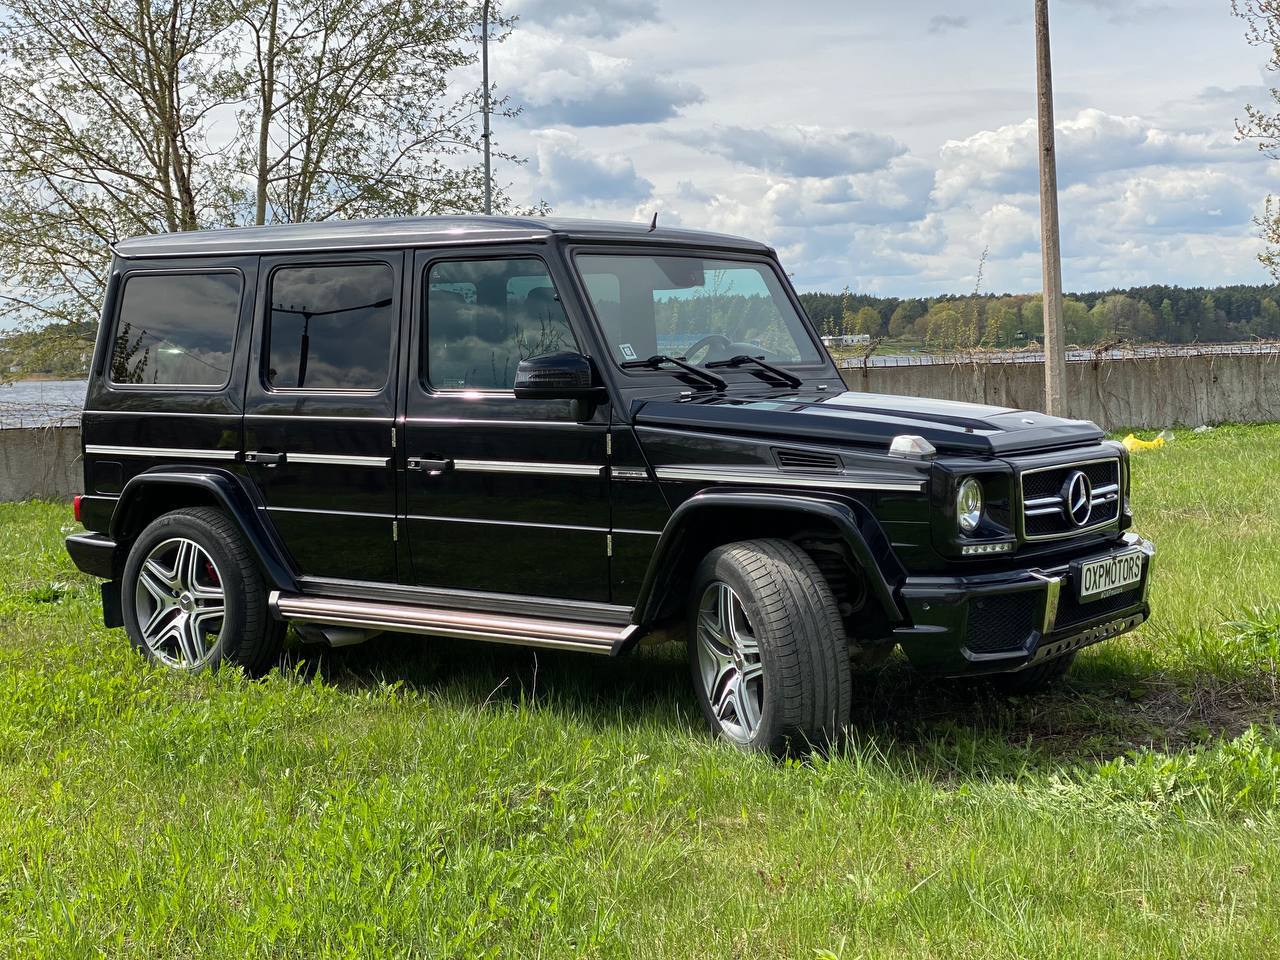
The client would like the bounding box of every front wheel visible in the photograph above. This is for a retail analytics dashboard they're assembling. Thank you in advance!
[121,507,285,674]
[688,539,852,755]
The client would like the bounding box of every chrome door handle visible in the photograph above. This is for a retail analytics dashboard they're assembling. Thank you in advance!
[407,457,454,476]
[245,451,286,466]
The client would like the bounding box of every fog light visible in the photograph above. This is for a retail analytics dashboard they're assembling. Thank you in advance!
[956,477,984,533]
[961,542,1014,556]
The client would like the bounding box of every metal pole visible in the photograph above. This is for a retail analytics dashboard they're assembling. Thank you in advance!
[1035,0,1067,417]
[481,0,492,216]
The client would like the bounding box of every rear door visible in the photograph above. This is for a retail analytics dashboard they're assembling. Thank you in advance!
[243,253,403,582]
[401,248,611,602]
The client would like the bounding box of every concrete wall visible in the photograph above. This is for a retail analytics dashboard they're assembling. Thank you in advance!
[841,352,1280,431]
[0,427,81,501]
[0,352,1278,500]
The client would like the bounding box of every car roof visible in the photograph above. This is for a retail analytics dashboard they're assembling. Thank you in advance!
[113,216,773,259]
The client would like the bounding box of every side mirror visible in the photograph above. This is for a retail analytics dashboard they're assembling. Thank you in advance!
[513,351,608,401]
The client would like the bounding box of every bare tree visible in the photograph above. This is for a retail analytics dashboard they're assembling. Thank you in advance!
[0,0,528,370]
[1234,1,1280,279]
[238,0,520,225]
[0,0,244,329]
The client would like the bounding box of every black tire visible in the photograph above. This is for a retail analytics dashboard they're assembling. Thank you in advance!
[687,539,852,755]
[988,651,1077,695]
[121,507,285,674]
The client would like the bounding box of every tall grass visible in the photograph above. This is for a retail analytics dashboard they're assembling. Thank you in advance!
[1,425,1279,957]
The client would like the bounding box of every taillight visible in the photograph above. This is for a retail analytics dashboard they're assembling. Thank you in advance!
[72,495,82,523]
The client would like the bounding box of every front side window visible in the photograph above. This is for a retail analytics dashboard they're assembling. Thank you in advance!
[110,272,241,386]
[266,262,395,391]
[576,254,822,368]
[425,258,577,391]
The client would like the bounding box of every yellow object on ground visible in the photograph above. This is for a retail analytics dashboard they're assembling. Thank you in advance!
[1122,433,1166,452]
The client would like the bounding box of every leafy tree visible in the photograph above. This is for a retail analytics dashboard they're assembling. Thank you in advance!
[852,306,882,337]
[1064,298,1097,344]
[888,299,925,338]
[1020,298,1045,340]
[986,298,1021,346]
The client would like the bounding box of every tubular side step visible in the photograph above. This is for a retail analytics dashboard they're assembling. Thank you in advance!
[269,592,634,655]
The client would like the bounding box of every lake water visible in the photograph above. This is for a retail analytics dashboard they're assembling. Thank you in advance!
[0,379,88,428]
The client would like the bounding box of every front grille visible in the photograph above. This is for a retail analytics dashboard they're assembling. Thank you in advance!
[966,592,1038,654]
[1054,585,1145,631]
[1020,459,1121,540]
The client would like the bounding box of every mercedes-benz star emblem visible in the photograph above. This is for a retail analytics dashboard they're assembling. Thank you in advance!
[1061,470,1093,527]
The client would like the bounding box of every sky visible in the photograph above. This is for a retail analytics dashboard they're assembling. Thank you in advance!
[492,0,1280,296]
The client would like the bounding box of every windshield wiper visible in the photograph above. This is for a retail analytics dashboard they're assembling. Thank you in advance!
[621,355,727,391]
[704,354,803,389]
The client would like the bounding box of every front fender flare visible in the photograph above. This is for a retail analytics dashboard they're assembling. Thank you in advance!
[111,468,299,592]
[632,489,906,628]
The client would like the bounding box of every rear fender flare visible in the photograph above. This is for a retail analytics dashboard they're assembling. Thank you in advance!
[632,489,906,628]
[110,468,298,592]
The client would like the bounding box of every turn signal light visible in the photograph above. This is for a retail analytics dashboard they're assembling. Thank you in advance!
[72,495,82,523]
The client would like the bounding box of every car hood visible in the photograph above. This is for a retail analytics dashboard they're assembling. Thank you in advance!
[631,390,1104,457]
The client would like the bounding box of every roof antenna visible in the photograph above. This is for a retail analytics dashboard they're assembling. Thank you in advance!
[648,211,658,232]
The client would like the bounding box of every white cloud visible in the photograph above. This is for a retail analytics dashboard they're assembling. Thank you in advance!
[501,31,701,127]
[509,0,660,40]
[978,203,1041,258]
[531,130,653,205]
[927,15,968,35]
[935,109,1245,206]
[687,124,906,178]
[488,1,1275,295]
[760,156,935,227]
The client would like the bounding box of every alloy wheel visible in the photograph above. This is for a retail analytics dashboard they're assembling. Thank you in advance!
[133,537,226,669]
[695,580,765,743]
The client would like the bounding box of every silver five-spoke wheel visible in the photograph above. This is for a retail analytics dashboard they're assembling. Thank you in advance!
[134,537,226,669]
[695,580,765,744]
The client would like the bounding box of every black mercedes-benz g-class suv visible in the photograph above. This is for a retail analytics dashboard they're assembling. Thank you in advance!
[65,216,1154,753]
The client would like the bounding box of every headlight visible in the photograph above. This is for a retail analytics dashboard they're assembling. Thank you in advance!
[956,477,984,534]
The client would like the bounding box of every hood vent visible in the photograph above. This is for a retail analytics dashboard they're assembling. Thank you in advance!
[774,448,842,472]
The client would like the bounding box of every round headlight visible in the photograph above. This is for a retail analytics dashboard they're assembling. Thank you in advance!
[956,477,984,534]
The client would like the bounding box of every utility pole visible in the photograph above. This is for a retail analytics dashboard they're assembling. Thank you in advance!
[481,0,493,215]
[1035,0,1067,417]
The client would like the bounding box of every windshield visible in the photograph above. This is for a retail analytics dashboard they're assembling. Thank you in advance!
[575,254,823,369]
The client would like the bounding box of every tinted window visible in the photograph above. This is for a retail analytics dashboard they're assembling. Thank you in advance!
[110,272,241,386]
[425,258,577,391]
[266,263,395,390]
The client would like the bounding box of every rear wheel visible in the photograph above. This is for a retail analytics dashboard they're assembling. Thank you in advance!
[989,651,1077,695]
[121,507,285,674]
[688,539,852,755]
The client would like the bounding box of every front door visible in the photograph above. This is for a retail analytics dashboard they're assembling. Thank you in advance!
[243,253,403,582]
[401,249,611,602]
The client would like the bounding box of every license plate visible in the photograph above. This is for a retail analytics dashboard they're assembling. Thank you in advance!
[1077,550,1144,601]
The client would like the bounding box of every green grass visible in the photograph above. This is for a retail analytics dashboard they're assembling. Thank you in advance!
[3,425,1280,958]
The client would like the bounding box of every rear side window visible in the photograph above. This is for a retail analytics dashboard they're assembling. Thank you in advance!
[110,272,241,387]
[266,263,395,391]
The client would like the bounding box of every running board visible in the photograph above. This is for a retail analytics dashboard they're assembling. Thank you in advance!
[269,592,634,655]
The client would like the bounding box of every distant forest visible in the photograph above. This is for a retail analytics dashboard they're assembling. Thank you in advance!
[798,284,1280,349]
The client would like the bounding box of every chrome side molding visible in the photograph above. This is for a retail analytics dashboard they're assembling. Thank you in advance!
[84,444,239,462]
[269,592,634,655]
[653,465,925,493]
[453,459,604,478]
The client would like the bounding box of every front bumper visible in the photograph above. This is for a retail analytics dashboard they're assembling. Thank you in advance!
[894,532,1155,677]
